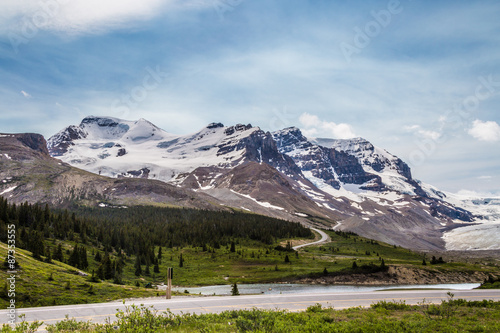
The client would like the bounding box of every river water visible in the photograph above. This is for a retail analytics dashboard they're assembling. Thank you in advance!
[173,283,480,296]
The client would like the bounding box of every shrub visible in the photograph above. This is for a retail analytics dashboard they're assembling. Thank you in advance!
[306,303,323,313]
[371,300,412,311]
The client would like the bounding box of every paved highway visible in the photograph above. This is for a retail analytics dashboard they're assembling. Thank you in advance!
[2,289,500,329]
[293,228,330,250]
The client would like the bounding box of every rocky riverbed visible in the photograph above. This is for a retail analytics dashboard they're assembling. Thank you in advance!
[296,266,497,286]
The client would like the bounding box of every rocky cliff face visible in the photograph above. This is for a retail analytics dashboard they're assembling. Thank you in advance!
[324,137,413,180]
[273,128,388,191]
[47,125,86,156]
[16,133,51,156]
[0,133,51,161]
[273,127,473,224]
[273,127,378,190]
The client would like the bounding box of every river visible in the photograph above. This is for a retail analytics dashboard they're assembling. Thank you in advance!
[173,283,480,296]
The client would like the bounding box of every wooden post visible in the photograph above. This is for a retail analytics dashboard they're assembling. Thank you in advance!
[166,267,172,299]
[169,267,172,299]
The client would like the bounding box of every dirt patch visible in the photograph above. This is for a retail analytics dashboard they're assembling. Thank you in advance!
[295,265,496,286]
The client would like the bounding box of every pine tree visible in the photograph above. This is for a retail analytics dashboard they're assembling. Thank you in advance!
[113,271,122,285]
[53,244,64,262]
[96,262,104,280]
[157,247,162,260]
[179,253,184,268]
[230,241,236,253]
[80,247,88,269]
[31,231,45,260]
[43,204,50,223]
[103,254,113,279]
[134,256,142,276]
[284,255,290,263]
[90,270,99,282]
[45,249,52,263]
[231,282,239,296]
[68,244,80,268]
[115,258,124,276]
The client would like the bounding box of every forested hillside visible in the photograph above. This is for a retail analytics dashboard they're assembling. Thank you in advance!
[0,197,311,262]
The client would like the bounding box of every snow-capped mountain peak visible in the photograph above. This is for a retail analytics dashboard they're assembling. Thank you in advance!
[47,117,290,184]
[79,116,170,142]
[42,116,498,251]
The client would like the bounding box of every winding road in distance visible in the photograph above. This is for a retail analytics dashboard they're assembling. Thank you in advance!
[292,228,330,250]
[2,289,500,330]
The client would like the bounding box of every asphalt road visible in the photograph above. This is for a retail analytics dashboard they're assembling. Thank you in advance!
[2,289,500,329]
[293,228,330,250]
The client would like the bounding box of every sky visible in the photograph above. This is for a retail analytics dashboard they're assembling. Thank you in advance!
[0,0,499,195]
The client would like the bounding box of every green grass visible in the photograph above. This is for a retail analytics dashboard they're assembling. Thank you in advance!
[478,281,500,289]
[4,298,500,332]
[0,243,158,309]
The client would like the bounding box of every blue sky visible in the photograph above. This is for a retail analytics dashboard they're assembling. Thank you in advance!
[0,0,499,195]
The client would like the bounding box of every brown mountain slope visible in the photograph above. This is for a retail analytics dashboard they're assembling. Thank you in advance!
[0,133,223,209]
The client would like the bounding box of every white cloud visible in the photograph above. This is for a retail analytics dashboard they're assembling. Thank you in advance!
[468,120,500,142]
[299,112,356,139]
[21,90,32,98]
[404,124,441,140]
[299,113,321,128]
[477,175,492,180]
[0,0,205,35]
[456,189,500,198]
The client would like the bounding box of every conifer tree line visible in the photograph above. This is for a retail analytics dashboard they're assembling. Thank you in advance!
[0,197,312,272]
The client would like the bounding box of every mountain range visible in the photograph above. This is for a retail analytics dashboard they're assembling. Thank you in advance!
[1,116,499,251]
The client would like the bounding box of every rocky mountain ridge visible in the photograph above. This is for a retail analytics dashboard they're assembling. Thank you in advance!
[2,116,498,251]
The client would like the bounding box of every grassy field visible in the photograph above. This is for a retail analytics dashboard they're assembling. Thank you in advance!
[0,243,160,309]
[4,298,500,332]
[2,230,499,308]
